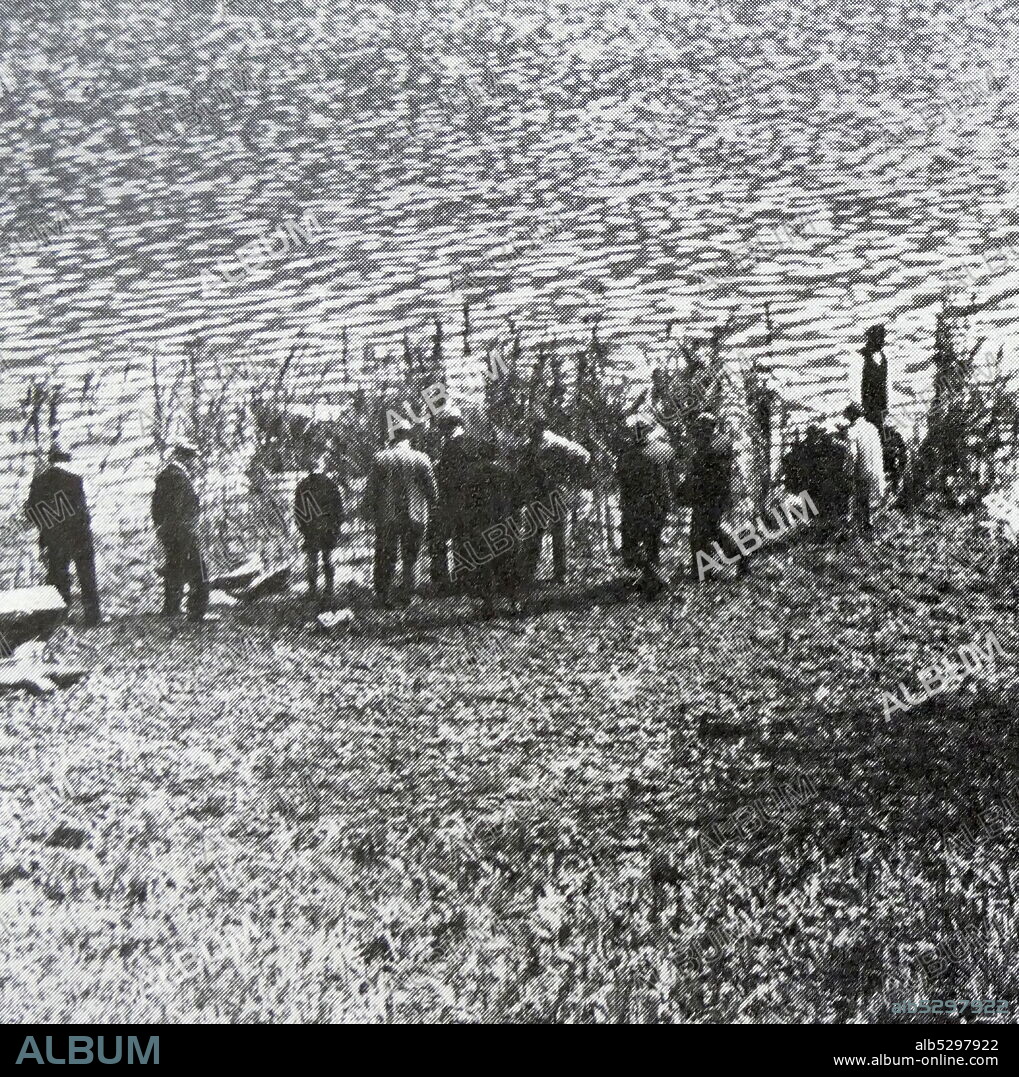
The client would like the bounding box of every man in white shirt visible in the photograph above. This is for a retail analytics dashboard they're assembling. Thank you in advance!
[844,403,885,534]
[362,422,439,606]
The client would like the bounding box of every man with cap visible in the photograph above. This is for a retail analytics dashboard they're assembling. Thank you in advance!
[615,414,676,597]
[151,438,209,621]
[681,412,747,580]
[362,420,439,606]
[294,450,345,599]
[844,402,885,534]
[25,443,102,626]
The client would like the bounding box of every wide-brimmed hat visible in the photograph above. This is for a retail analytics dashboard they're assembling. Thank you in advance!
[48,443,72,463]
[864,324,886,352]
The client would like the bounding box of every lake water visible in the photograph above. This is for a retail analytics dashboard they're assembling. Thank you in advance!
[2,0,1018,569]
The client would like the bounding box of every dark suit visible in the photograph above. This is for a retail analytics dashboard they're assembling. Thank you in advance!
[25,465,101,623]
[516,447,567,584]
[617,436,675,593]
[861,351,889,425]
[151,461,208,620]
[294,472,345,596]
[430,432,482,586]
[682,441,745,578]
[454,458,529,611]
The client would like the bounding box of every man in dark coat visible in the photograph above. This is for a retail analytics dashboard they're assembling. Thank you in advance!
[25,444,102,626]
[681,413,747,580]
[151,439,209,622]
[616,416,675,596]
[860,324,888,425]
[428,411,478,590]
[452,442,529,616]
[294,454,345,598]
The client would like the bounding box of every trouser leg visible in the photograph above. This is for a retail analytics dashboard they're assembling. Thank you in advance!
[643,520,665,585]
[305,548,319,595]
[374,523,399,600]
[429,516,449,585]
[400,520,424,595]
[520,533,542,584]
[551,517,567,581]
[321,546,335,595]
[161,537,184,614]
[856,485,873,531]
[184,532,209,621]
[45,547,72,605]
[689,508,712,578]
[73,537,101,623]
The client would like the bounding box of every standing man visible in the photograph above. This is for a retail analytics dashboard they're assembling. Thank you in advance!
[151,439,209,622]
[616,416,676,597]
[362,422,439,607]
[454,439,526,617]
[517,421,570,586]
[428,408,476,591]
[25,443,102,626]
[844,402,885,534]
[860,324,888,426]
[294,451,345,599]
[682,412,747,580]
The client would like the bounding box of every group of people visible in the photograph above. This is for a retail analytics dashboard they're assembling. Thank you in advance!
[22,326,905,625]
[25,438,214,626]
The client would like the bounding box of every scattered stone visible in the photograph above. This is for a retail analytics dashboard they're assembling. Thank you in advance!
[315,609,355,635]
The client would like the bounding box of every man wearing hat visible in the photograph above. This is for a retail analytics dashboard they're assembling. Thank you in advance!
[151,439,209,621]
[24,443,102,626]
[844,402,885,534]
[294,449,345,599]
[362,421,439,606]
[615,414,676,596]
[860,324,888,425]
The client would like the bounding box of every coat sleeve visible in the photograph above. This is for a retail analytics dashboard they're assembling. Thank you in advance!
[151,471,170,529]
[25,475,42,527]
[293,479,312,534]
[327,481,345,526]
[71,475,90,523]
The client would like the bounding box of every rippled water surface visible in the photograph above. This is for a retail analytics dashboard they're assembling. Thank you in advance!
[2,0,1019,548]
